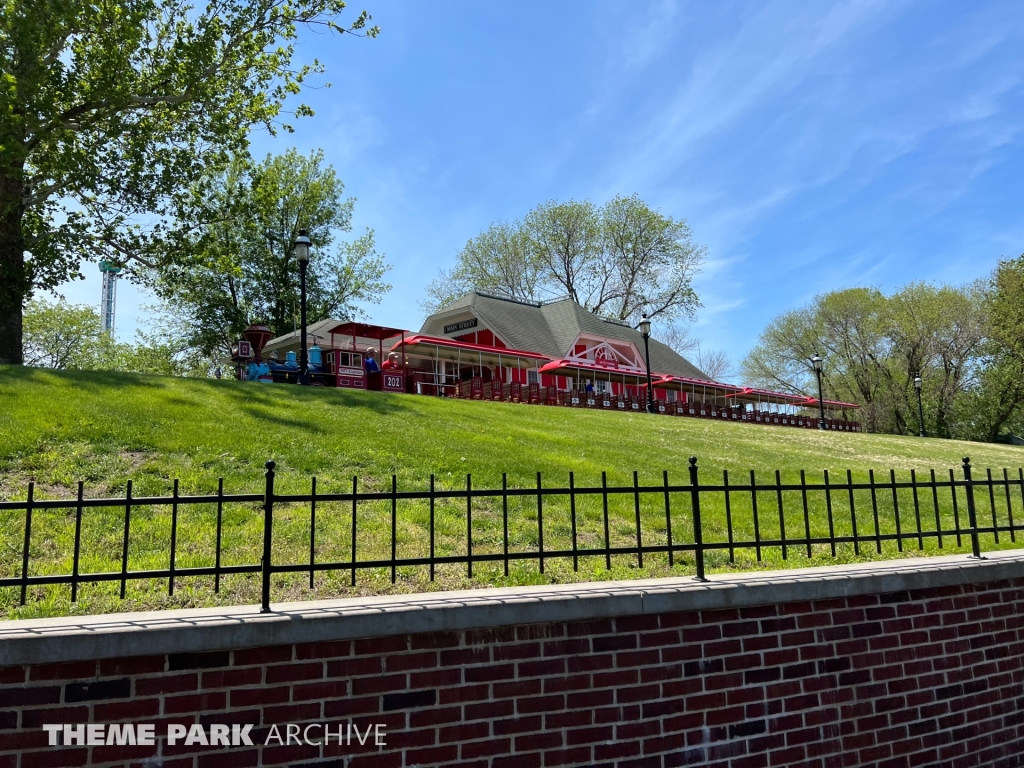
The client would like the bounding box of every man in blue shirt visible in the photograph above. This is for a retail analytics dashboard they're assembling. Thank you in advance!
[364,348,380,373]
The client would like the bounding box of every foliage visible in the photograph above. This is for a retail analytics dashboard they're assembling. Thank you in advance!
[740,270,1023,440]
[2,365,1024,617]
[21,298,198,375]
[0,0,378,364]
[152,149,391,358]
[425,195,705,325]
[22,299,104,369]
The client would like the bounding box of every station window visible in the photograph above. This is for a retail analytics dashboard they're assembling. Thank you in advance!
[527,370,539,384]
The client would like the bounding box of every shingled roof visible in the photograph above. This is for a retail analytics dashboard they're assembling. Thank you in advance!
[421,292,712,381]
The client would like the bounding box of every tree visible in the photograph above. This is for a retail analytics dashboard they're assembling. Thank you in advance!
[22,298,103,369]
[153,149,391,359]
[0,0,378,364]
[740,281,998,438]
[970,255,1024,441]
[424,195,705,325]
[599,194,703,324]
[22,298,195,374]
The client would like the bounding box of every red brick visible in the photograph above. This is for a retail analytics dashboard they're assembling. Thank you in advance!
[20,705,89,728]
[135,673,198,696]
[352,674,407,695]
[164,691,227,714]
[355,635,407,655]
[229,685,290,707]
[292,679,349,701]
[232,645,292,665]
[440,647,491,666]
[494,642,541,661]
[323,696,380,717]
[406,745,459,764]
[440,683,490,704]
[294,640,351,659]
[201,667,262,689]
[595,739,641,759]
[463,737,512,759]
[196,749,259,768]
[0,666,26,684]
[265,661,323,683]
[99,656,166,676]
[411,631,461,649]
[520,658,566,677]
[497,753,543,768]
[517,694,566,714]
[439,721,489,742]
[465,663,515,682]
[410,667,462,688]
[2,686,61,706]
[29,661,97,681]
[516,731,563,751]
[465,626,517,645]
[20,748,89,768]
[542,747,592,766]
[326,655,383,678]
[384,651,437,672]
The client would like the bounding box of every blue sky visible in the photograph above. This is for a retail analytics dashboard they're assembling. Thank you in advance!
[59,0,1024,368]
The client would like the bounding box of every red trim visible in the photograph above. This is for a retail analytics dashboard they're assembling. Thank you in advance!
[723,387,860,409]
[392,334,550,360]
[326,321,407,340]
[650,375,745,394]
[539,359,661,380]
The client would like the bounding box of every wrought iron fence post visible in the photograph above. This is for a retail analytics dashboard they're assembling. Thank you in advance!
[962,457,983,559]
[261,460,276,612]
[689,457,707,581]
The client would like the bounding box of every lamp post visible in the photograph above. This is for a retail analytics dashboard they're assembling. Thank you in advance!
[914,375,925,437]
[638,314,654,414]
[812,354,826,430]
[293,229,311,385]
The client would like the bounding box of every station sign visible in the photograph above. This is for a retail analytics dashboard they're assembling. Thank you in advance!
[444,318,478,334]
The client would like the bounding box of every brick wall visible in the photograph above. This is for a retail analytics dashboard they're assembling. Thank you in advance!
[2,577,1023,768]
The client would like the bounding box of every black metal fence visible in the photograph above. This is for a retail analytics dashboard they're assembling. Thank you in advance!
[1,457,1022,613]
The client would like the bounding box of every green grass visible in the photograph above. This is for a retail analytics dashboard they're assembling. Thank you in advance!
[2,366,1023,620]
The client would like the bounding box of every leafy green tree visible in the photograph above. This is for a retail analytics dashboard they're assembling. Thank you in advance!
[22,298,194,374]
[424,196,705,325]
[969,256,1024,441]
[153,149,391,359]
[741,282,995,438]
[22,299,104,369]
[0,0,378,365]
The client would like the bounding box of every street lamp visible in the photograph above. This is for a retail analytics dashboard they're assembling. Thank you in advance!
[638,314,654,414]
[812,354,826,430]
[914,375,925,437]
[293,229,311,385]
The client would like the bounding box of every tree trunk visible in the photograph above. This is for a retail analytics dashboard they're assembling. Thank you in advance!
[0,161,27,365]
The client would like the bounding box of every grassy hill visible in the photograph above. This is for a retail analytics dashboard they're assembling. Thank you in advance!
[2,366,1023,619]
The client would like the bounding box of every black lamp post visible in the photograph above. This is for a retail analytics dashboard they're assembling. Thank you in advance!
[293,229,311,385]
[812,354,826,430]
[638,314,654,414]
[914,375,925,437]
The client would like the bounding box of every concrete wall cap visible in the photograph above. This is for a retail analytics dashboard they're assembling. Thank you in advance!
[2,552,1023,666]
